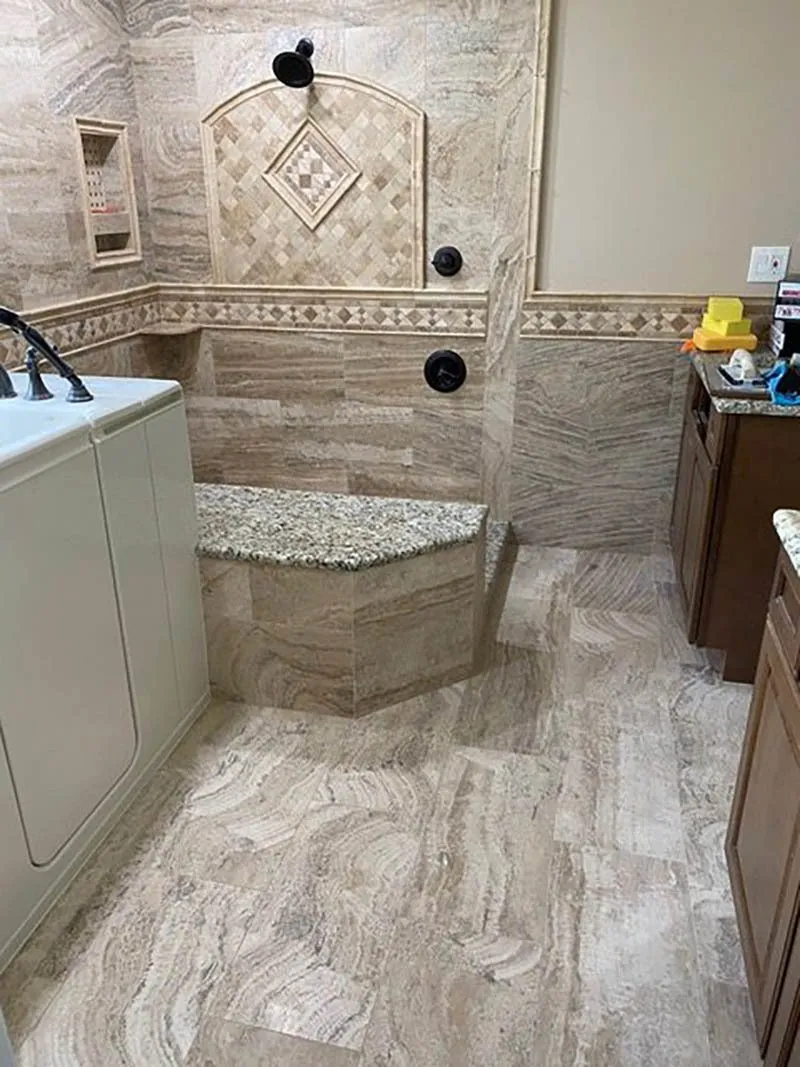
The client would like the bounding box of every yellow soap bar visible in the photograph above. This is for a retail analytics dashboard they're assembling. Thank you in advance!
[693,326,758,352]
[707,296,744,321]
[702,313,753,336]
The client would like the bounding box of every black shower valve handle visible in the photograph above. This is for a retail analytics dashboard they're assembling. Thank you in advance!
[424,350,467,394]
[432,246,463,277]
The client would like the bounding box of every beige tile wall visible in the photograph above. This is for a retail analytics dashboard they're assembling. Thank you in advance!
[0,0,153,309]
[200,536,482,717]
[148,329,488,502]
[130,1,536,292]
[3,0,701,555]
[511,338,689,554]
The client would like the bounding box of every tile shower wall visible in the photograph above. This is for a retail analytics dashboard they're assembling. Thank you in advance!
[133,329,486,502]
[130,1,537,291]
[1,0,695,554]
[0,0,152,309]
[511,339,689,554]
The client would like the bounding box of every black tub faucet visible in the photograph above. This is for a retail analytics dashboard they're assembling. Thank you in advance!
[0,362,15,399]
[0,306,92,402]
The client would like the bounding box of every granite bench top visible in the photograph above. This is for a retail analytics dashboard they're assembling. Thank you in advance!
[775,510,800,577]
[195,482,488,572]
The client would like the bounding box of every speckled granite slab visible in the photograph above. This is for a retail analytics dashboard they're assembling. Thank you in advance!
[694,355,800,417]
[775,510,800,576]
[195,483,487,571]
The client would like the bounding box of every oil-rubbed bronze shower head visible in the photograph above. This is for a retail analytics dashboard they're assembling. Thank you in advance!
[273,38,315,88]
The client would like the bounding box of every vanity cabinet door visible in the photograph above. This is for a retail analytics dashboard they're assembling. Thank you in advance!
[671,401,718,640]
[727,618,800,1050]
[765,922,800,1067]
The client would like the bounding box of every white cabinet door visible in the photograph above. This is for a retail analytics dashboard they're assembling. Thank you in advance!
[0,444,136,865]
[94,421,182,759]
[144,404,208,719]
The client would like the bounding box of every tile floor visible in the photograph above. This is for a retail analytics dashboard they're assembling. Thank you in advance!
[1,548,762,1066]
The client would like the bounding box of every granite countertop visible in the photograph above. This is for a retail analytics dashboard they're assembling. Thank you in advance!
[774,510,800,576]
[195,482,488,571]
[694,354,800,417]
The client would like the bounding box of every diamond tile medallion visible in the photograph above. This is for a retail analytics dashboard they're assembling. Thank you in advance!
[264,119,361,231]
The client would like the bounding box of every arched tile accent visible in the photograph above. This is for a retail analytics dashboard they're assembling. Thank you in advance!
[201,74,426,288]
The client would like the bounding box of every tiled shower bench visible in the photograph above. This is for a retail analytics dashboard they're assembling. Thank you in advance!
[195,483,514,717]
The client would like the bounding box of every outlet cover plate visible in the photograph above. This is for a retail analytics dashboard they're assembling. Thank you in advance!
[748,246,791,283]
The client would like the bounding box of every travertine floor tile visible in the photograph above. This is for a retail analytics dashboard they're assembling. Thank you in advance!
[554,694,685,862]
[705,980,760,1067]
[496,545,574,651]
[0,770,181,1049]
[565,607,662,702]
[359,915,545,1067]
[313,683,462,826]
[405,746,562,944]
[16,871,259,1067]
[656,579,710,668]
[454,642,569,755]
[533,845,712,1067]
[670,667,751,985]
[212,804,418,1052]
[2,549,759,1065]
[573,550,657,614]
[185,1017,360,1066]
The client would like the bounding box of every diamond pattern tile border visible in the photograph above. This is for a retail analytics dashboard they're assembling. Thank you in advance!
[264,119,361,231]
[0,289,775,367]
[521,296,773,340]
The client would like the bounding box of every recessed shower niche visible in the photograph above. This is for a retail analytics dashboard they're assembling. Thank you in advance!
[74,117,141,269]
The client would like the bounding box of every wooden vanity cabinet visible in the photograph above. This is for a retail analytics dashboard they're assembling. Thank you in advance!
[670,365,800,682]
[727,549,800,1060]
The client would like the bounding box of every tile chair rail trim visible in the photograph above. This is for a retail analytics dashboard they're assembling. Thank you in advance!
[522,293,775,341]
[0,286,777,364]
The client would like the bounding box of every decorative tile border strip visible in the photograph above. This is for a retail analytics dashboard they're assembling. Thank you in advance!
[521,295,774,340]
[0,286,779,364]
[156,285,488,337]
[0,286,488,365]
[0,286,160,366]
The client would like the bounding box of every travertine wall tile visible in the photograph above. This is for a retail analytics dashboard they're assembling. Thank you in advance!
[250,564,354,631]
[0,0,153,308]
[206,613,356,716]
[511,338,684,552]
[353,542,481,714]
[199,557,253,619]
[179,329,487,501]
[141,121,212,281]
[211,331,344,402]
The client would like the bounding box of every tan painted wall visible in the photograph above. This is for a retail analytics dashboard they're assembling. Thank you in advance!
[538,0,800,295]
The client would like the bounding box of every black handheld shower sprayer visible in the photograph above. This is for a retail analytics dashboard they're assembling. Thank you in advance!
[0,306,93,402]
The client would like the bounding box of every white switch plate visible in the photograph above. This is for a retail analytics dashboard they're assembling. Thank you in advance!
[748,246,791,283]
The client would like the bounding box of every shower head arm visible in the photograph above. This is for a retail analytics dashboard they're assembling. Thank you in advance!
[0,306,93,402]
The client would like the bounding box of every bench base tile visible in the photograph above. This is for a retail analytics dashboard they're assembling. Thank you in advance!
[200,534,485,717]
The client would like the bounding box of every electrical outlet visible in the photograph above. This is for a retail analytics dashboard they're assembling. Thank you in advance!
[748,246,791,283]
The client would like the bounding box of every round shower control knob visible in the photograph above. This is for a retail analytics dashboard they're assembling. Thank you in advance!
[432,246,463,277]
[424,350,467,393]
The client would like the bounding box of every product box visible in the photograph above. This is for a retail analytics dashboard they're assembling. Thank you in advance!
[771,318,800,359]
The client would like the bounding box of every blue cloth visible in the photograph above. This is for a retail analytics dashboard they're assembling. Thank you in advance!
[763,362,800,406]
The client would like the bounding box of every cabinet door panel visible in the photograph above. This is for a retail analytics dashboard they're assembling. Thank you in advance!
[728,619,800,1049]
[670,412,694,574]
[679,423,718,640]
